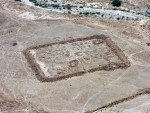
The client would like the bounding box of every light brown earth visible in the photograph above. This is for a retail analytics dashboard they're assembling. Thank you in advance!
[0,0,150,113]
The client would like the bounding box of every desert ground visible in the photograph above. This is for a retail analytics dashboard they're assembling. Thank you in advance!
[0,0,150,113]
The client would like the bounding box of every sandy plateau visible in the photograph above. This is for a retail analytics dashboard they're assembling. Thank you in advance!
[0,0,150,113]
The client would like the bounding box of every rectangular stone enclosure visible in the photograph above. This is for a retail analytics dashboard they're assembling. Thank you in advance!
[23,35,130,82]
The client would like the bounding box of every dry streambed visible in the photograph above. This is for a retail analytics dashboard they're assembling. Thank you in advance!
[20,0,150,20]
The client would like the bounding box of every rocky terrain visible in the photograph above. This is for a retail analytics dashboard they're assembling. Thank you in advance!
[0,0,150,113]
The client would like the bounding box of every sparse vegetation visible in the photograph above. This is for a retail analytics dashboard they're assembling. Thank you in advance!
[50,4,60,8]
[66,4,72,10]
[68,11,71,14]
[79,6,83,8]
[41,4,48,8]
[29,0,37,4]
[96,12,100,15]
[111,0,122,7]
[117,17,120,20]
[83,12,90,15]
